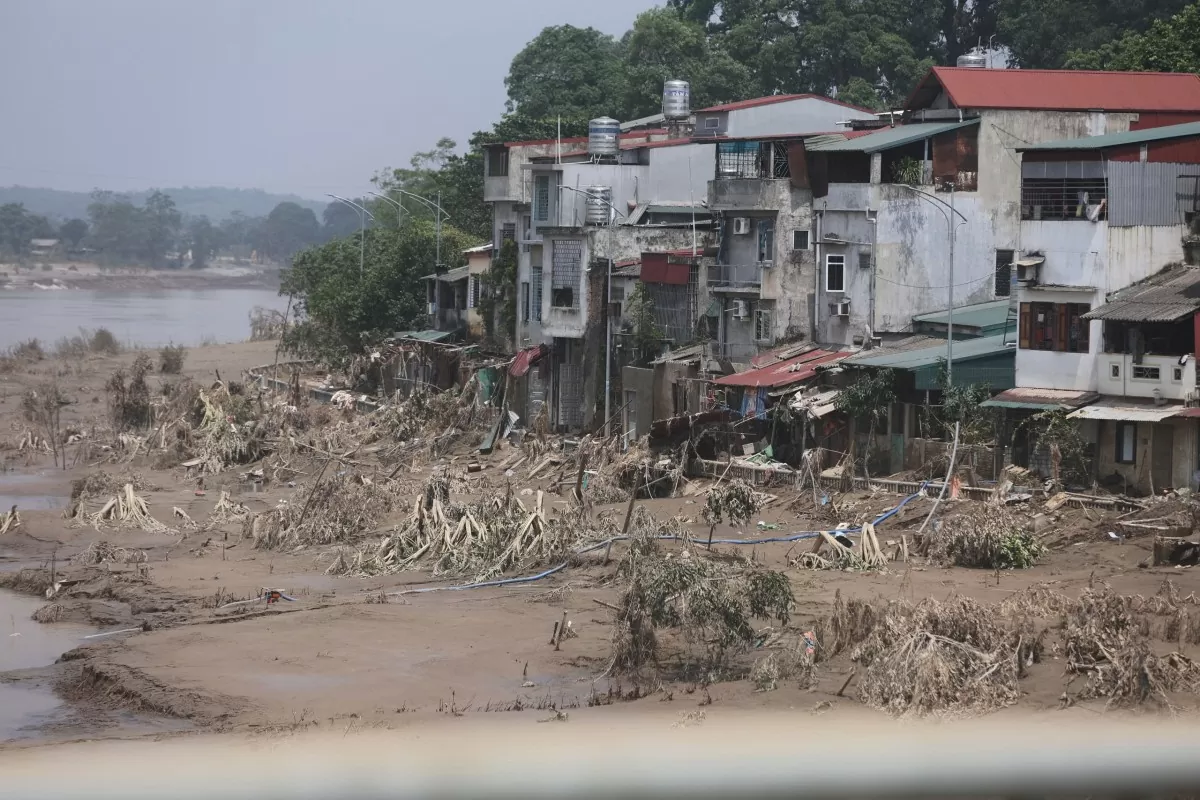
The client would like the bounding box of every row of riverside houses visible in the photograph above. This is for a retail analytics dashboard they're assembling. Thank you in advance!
[432,63,1200,494]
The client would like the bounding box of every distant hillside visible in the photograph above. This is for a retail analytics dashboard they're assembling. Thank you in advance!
[0,186,325,222]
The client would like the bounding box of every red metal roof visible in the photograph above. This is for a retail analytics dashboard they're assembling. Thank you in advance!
[509,344,548,378]
[698,94,874,114]
[907,67,1200,113]
[714,350,847,388]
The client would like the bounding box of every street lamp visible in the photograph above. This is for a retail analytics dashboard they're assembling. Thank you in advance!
[367,191,407,228]
[386,189,451,274]
[558,185,628,439]
[893,184,967,387]
[325,194,375,278]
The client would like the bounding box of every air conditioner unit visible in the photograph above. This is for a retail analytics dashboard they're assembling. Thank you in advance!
[732,299,750,319]
[732,217,751,235]
[1015,257,1043,285]
[830,300,850,317]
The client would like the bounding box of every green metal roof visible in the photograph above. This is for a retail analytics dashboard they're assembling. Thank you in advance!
[912,299,1014,337]
[845,333,1014,371]
[805,119,978,153]
[1018,120,1200,152]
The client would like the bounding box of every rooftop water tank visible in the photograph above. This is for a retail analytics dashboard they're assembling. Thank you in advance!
[663,80,691,120]
[956,49,988,68]
[588,117,621,157]
[585,186,613,226]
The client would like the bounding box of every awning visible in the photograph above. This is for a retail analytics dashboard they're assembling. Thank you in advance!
[1015,257,1044,268]
[509,344,548,377]
[1067,400,1183,422]
[981,387,1098,410]
[713,349,848,389]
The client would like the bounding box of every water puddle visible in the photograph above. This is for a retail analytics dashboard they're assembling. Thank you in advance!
[0,589,95,741]
[0,471,69,513]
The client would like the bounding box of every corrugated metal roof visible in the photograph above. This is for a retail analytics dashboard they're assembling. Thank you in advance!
[395,330,454,343]
[462,243,494,254]
[1067,400,1183,422]
[698,94,873,114]
[1083,266,1200,323]
[908,67,1200,112]
[713,349,847,388]
[1019,120,1200,151]
[1108,161,1200,228]
[912,299,1012,333]
[805,120,978,153]
[980,387,1098,410]
[844,334,1013,371]
[789,388,841,417]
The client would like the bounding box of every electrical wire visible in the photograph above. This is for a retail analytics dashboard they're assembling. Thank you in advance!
[873,271,994,290]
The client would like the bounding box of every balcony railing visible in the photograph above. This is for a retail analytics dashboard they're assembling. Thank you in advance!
[708,263,765,292]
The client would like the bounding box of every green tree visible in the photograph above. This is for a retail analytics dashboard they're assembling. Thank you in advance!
[186,216,218,268]
[837,77,884,110]
[1064,1,1200,72]
[0,203,37,255]
[479,239,518,345]
[261,202,320,263]
[322,199,366,241]
[505,25,626,119]
[1000,0,1192,69]
[621,8,753,118]
[280,219,480,362]
[624,282,665,367]
[141,190,181,266]
[87,191,144,263]
[60,218,88,249]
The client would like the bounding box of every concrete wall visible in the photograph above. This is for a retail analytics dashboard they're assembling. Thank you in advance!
[1092,417,1199,493]
[816,184,998,345]
[484,142,560,203]
[647,143,715,204]
[555,163,649,228]
[622,366,655,439]
[725,97,874,138]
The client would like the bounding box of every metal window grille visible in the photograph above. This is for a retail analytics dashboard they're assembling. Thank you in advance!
[717,141,760,178]
[551,239,583,308]
[531,267,543,321]
[1021,178,1107,220]
[994,250,1014,297]
[770,142,791,178]
[754,307,773,343]
[858,251,872,270]
[559,363,584,428]
[792,229,810,250]
[521,282,530,322]
[534,176,551,221]
[501,223,516,242]
[467,276,477,309]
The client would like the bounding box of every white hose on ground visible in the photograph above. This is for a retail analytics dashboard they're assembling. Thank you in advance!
[918,420,960,536]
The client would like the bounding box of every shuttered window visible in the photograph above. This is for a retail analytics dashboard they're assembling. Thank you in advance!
[1019,302,1090,352]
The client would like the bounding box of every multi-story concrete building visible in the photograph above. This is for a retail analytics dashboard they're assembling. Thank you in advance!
[806,66,1200,349]
[984,121,1200,493]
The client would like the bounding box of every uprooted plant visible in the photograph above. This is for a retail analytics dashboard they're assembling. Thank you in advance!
[608,527,793,682]
[107,354,153,431]
[248,470,398,550]
[926,507,1044,569]
[21,381,68,468]
[701,479,760,548]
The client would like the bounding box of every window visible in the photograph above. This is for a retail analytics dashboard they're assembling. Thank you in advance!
[757,219,774,263]
[1111,364,1121,379]
[500,223,516,242]
[792,230,810,250]
[533,175,551,222]
[467,275,479,309]
[994,250,1014,297]
[858,251,872,270]
[1132,365,1161,380]
[1115,421,1137,464]
[531,266,543,320]
[522,215,531,240]
[550,239,583,308]
[1175,367,1184,382]
[521,282,530,322]
[704,116,720,130]
[487,148,509,178]
[755,307,773,343]
[1018,302,1090,352]
[610,285,625,302]
[1021,177,1107,221]
[826,253,846,293]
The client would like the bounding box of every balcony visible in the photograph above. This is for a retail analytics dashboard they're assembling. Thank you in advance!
[708,179,791,212]
[708,263,764,294]
[1098,353,1197,402]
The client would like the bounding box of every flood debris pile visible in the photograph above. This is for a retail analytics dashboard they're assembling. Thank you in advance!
[607,526,794,682]
[925,505,1044,569]
[329,479,600,582]
[73,540,148,566]
[248,471,398,550]
[1064,586,1200,708]
[826,594,1032,717]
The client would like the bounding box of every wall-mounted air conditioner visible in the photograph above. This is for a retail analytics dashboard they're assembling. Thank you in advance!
[732,299,750,319]
[732,217,751,235]
[1015,256,1043,285]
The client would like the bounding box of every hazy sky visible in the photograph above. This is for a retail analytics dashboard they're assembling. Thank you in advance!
[0,0,653,199]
